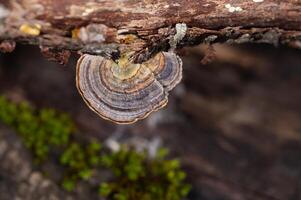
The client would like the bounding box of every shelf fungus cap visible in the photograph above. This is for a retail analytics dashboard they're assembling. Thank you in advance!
[76,52,182,124]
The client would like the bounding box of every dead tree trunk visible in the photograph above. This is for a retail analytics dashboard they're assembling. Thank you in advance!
[0,0,300,61]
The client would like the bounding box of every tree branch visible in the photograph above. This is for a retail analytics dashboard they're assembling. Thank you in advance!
[0,0,300,62]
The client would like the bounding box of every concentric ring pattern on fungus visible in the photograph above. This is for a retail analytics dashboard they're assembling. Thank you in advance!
[76,52,182,124]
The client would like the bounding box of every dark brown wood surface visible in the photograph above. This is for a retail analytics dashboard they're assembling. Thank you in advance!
[0,0,300,62]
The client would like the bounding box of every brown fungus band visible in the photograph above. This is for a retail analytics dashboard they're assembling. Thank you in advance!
[76,52,182,124]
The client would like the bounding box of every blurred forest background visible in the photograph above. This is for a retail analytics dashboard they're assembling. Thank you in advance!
[0,43,301,200]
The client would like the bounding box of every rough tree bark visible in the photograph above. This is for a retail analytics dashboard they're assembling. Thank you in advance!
[0,0,300,62]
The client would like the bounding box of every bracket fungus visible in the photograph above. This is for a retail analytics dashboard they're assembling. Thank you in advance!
[76,52,182,124]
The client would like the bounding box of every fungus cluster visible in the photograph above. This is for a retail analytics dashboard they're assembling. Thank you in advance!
[76,52,182,124]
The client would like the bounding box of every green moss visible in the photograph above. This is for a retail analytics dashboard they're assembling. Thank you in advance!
[0,96,74,161]
[62,178,77,192]
[60,141,101,186]
[0,95,190,200]
[99,148,191,200]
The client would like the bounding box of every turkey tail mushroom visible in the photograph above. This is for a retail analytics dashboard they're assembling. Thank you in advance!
[76,52,182,124]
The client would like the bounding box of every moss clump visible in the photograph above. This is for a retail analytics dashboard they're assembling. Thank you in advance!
[60,141,102,191]
[0,96,74,161]
[0,95,190,200]
[99,147,191,200]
